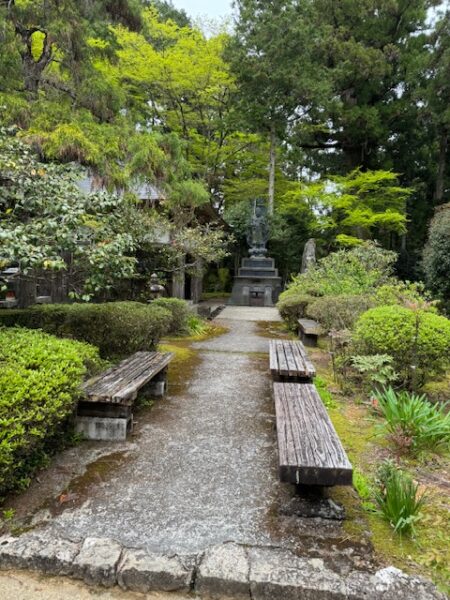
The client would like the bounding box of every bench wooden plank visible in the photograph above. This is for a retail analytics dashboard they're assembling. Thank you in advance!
[273,382,352,486]
[284,341,299,378]
[275,340,290,377]
[291,341,316,378]
[269,339,315,380]
[269,340,278,374]
[82,351,173,405]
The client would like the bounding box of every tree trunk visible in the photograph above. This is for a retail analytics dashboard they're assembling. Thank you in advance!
[434,129,448,204]
[16,26,53,95]
[172,255,186,299]
[268,123,276,215]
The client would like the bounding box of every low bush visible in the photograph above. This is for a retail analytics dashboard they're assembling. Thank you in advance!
[278,243,395,329]
[373,387,450,454]
[307,294,375,331]
[151,297,191,335]
[283,243,396,298]
[277,290,314,330]
[0,302,173,359]
[374,460,426,536]
[374,281,434,309]
[0,328,102,496]
[353,306,450,386]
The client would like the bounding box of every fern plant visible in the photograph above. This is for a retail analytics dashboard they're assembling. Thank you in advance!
[351,354,398,389]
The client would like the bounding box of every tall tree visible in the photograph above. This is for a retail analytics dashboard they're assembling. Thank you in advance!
[228,0,331,213]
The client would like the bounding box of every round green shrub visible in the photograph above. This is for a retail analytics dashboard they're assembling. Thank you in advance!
[151,297,191,335]
[277,291,315,330]
[0,328,102,496]
[353,306,450,385]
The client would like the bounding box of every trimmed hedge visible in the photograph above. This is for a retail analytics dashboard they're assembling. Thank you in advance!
[0,328,102,496]
[354,306,450,386]
[277,291,315,330]
[151,297,191,335]
[0,302,173,359]
[307,294,376,331]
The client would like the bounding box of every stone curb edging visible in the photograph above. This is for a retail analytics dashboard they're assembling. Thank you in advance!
[0,533,446,599]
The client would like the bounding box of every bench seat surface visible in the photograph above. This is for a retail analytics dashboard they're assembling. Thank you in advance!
[273,382,352,486]
[297,318,321,336]
[269,339,316,379]
[82,351,173,405]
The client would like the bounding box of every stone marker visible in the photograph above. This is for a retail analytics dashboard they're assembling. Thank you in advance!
[117,548,193,593]
[72,537,122,587]
[301,238,316,273]
[196,543,250,598]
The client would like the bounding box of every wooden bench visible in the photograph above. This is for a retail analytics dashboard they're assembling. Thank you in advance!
[297,318,321,347]
[273,382,353,486]
[269,339,316,382]
[76,351,173,441]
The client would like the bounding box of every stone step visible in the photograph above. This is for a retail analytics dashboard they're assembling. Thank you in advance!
[0,535,444,599]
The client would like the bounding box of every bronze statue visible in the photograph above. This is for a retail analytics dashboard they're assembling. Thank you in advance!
[247,199,269,257]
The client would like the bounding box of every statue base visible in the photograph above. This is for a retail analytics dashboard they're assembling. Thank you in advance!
[229,256,282,307]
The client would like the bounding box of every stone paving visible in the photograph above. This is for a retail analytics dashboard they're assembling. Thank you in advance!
[0,309,445,599]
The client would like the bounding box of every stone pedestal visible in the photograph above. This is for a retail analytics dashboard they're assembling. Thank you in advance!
[229,257,282,307]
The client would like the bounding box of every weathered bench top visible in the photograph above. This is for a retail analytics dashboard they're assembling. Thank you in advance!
[297,318,322,336]
[82,351,173,406]
[273,382,353,486]
[269,339,316,380]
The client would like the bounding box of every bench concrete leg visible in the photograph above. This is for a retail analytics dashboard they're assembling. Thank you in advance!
[144,367,168,397]
[299,332,318,347]
[76,415,132,441]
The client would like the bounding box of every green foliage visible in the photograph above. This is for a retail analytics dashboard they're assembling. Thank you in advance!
[374,387,450,454]
[374,461,426,536]
[0,129,139,297]
[354,306,450,386]
[288,169,411,247]
[151,297,191,335]
[277,291,314,331]
[285,243,396,298]
[315,377,336,409]
[278,243,395,329]
[353,469,375,511]
[307,294,375,332]
[351,355,398,390]
[423,206,450,301]
[186,314,209,337]
[374,281,434,309]
[0,302,173,359]
[0,328,102,496]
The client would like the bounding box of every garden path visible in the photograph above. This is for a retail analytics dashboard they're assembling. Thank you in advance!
[5,307,371,571]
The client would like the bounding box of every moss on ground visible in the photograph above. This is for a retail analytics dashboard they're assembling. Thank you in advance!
[162,323,228,344]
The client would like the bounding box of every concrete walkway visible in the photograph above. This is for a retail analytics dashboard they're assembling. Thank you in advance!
[219,305,282,321]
